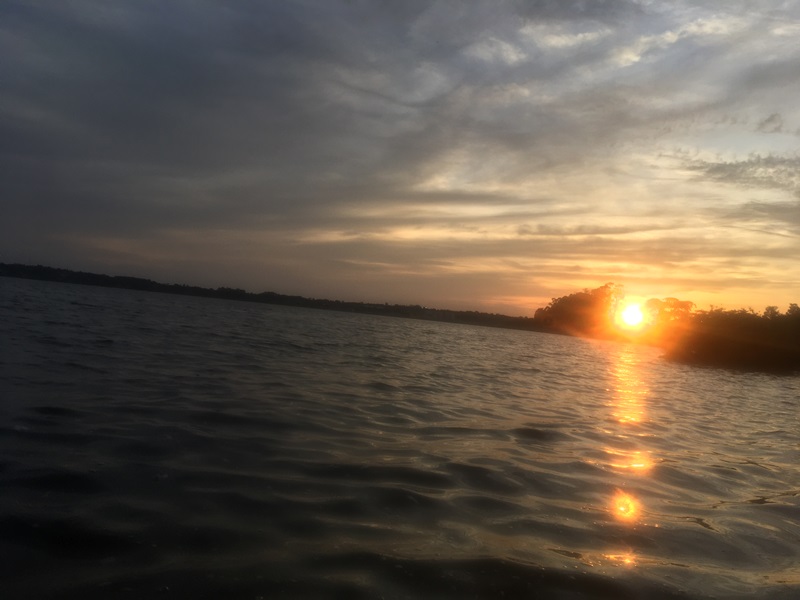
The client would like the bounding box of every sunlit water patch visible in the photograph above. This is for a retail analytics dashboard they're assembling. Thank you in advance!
[1,277,799,599]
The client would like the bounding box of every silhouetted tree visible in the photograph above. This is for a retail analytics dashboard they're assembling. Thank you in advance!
[665,304,800,373]
[533,283,624,338]
[644,297,695,323]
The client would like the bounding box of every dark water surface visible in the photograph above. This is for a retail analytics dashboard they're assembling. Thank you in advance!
[1,277,799,599]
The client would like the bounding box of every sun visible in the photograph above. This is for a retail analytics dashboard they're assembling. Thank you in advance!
[616,303,644,329]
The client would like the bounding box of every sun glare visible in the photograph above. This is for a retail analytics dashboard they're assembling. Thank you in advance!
[618,303,644,328]
[611,490,640,523]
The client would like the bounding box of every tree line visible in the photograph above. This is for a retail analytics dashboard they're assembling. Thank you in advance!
[0,263,543,331]
[3,263,797,373]
[532,283,800,373]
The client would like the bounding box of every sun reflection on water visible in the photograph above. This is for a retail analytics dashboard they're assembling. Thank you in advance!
[611,490,640,523]
[611,347,650,425]
[603,551,638,567]
[605,346,653,535]
[606,449,653,474]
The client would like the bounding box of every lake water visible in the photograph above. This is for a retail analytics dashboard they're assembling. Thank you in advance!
[1,277,799,599]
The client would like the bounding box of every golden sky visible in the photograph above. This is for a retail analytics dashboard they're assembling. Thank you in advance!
[2,1,799,315]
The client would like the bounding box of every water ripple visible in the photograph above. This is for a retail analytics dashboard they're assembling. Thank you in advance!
[1,277,799,599]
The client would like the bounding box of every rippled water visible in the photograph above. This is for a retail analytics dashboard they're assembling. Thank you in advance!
[1,277,799,599]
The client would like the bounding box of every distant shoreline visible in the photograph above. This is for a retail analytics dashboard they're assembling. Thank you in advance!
[0,263,550,333]
[5,262,798,374]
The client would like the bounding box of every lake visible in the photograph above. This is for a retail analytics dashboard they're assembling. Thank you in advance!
[1,277,799,599]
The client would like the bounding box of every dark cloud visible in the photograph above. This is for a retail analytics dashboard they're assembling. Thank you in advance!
[1,0,629,237]
[686,155,800,196]
[757,113,784,134]
[513,0,644,23]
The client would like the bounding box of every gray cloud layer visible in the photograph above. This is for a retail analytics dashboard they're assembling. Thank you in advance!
[2,0,799,312]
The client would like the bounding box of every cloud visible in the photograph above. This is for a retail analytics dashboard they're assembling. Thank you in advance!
[727,200,800,236]
[2,0,800,311]
[513,0,645,23]
[757,113,784,134]
[686,154,800,196]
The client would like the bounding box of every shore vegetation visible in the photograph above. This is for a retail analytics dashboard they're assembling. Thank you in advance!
[3,263,798,374]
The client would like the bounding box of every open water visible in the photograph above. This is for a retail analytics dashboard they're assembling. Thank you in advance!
[1,277,799,599]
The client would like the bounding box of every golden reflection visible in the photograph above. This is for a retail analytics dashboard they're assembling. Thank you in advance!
[611,490,640,523]
[602,344,655,569]
[606,449,653,474]
[603,551,638,567]
[610,345,649,425]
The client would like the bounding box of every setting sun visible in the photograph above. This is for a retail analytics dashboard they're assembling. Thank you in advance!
[617,303,644,328]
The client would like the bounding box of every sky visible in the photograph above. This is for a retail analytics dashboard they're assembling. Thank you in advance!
[2,0,799,315]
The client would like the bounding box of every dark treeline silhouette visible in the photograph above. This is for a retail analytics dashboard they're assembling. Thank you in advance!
[0,263,545,332]
[3,263,798,373]
[664,305,800,373]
